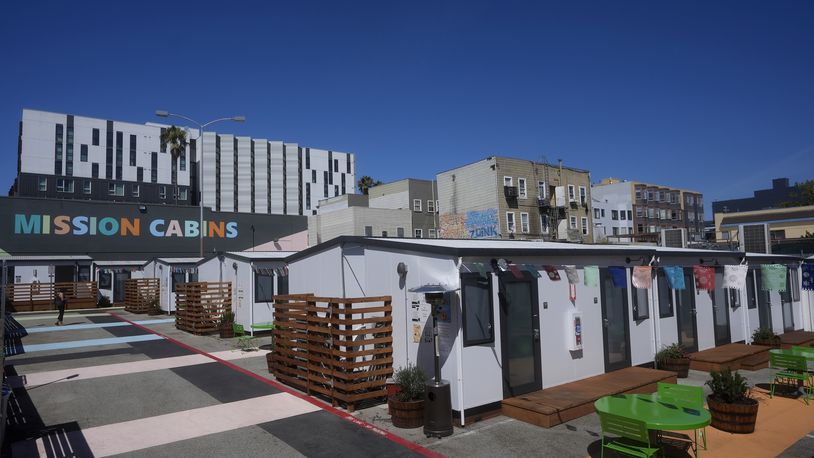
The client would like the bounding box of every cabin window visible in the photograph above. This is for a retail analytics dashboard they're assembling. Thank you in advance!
[790,268,800,302]
[171,273,186,292]
[657,269,673,318]
[631,273,650,320]
[461,273,494,346]
[277,275,289,295]
[255,272,274,302]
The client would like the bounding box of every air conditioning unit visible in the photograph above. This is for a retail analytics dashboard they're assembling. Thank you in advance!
[555,186,566,207]
[504,186,518,198]
[660,228,687,248]
[739,224,770,254]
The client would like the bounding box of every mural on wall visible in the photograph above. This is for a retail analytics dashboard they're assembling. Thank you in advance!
[440,208,499,239]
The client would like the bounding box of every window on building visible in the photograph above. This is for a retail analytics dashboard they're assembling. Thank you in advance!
[601,209,605,217]
[461,274,494,346]
[503,176,513,187]
[56,179,74,193]
[727,289,741,309]
[611,210,618,220]
[648,208,655,219]
[538,181,546,199]
[436,200,439,212]
[649,225,657,233]
[520,212,529,233]
[179,189,188,200]
[657,269,674,317]
[428,228,437,238]
[159,186,167,199]
[92,163,99,178]
[655,191,661,202]
[581,217,588,235]
[83,181,92,194]
[620,210,626,221]
[569,216,577,229]
[414,228,423,238]
[594,208,600,219]
[381,230,388,237]
[540,215,550,234]
[627,210,632,220]
[631,275,650,320]
[635,188,642,200]
[364,226,373,237]
[171,272,186,293]
[613,227,619,236]
[80,144,88,162]
[579,186,587,205]
[151,152,158,183]
[132,184,140,197]
[636,207,643,218]
[518,178,527,198]
[38,177,47,191]
[506,212,515,233]
[413,199,422,212]
[397,227,405,237]
[647,190,654,201]
[254,272,274,302]
[568,185,575,201]
[92,128,100,146]
[637,224,644,233]
[427,200,435,213]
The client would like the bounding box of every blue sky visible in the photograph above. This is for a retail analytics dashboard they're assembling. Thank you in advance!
[2,1,812,218]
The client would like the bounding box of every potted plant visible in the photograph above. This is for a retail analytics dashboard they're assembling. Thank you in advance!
[388,364,427,428]
[656,343,690,378]
[219,310,235,338]
[147,297,162,316]
[752,327,779,347]
[705,368,759,434]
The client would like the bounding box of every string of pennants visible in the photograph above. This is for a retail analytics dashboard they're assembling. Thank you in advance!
[461,262,806,296]
[252,266,289,277]
[102,267,145,273]
[170,267,198,274]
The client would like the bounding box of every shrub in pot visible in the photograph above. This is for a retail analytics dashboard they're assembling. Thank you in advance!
[705,368,758,434]
[389,364,427,428]
[656,343,690,378]
[220,310,235,338]
[752,328,779,347]
[147,298,162,316]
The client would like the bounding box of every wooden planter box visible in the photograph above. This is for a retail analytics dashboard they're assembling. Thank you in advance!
[660,357,690,378]
[389,397,424,428]
[219,324,235,339]
[707,396,759,434]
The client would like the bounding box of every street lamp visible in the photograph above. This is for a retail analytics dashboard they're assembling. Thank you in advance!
[155,110,245,257]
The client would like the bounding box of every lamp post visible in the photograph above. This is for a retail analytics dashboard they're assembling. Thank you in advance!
[155,111,245,257]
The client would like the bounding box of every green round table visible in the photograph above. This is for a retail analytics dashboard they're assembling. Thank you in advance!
[594,393,711,431]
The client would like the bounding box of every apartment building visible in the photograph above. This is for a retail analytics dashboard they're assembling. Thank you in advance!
[437,157,593,242]
[12,109,355,215]
[368,178,439,238]
[591,178,704,243]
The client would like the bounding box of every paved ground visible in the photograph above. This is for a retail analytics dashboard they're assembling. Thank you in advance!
[5,309,814,457]
[2,309,432,457]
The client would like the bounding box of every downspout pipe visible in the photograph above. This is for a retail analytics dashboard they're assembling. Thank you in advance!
[455,256,465,426]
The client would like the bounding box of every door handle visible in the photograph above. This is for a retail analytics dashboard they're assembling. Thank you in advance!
[691,309,697,315]
[603,318,609,328]
[533,328,540,341]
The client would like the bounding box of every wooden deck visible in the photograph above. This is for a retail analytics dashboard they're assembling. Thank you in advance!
[689,343,771,372]
[778,331,814,349]
[501,367,676,428]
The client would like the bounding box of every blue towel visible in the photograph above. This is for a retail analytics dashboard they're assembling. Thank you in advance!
[803,263,814,291]
[663,266,686,290]
[609,267,627,288]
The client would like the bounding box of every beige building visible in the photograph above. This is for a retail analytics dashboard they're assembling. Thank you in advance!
[714,205,814,243]
[437,156,593,242]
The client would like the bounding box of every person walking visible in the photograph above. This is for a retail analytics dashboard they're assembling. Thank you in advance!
[55,290,66,326]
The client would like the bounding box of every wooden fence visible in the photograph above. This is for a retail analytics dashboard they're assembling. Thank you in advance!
[271,294,393,411]
[4,282,98,312]
[124,278,160,313]
[175,282,232,335]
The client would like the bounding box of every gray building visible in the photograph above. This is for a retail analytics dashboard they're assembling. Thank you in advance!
[368,178,439,238]
[12,109,355,216]
[712,178,797,214]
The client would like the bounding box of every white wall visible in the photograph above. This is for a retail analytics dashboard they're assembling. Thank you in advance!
[590,182,634,243]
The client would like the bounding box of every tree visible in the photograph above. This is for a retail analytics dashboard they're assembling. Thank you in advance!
[357,175,382,195]
[160,126,187,204]
[782,180,814,207]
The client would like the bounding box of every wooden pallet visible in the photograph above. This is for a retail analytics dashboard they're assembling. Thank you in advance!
[124,278,160,313]
[778,331,814,349]
[175,282,232,335]
[502,367,677,428]
[271,294,393,412]
[688,343,770,372]
[6,281,98,312]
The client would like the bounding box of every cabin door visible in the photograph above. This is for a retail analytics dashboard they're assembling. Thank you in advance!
[499,273,542,397]
[675,268,699,353]
[600,268,631,372]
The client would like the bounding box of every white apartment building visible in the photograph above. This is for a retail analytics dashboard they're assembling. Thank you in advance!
[13,109,355,216]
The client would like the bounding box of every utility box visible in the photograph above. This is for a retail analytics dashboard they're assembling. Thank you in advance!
[567,310,583,351]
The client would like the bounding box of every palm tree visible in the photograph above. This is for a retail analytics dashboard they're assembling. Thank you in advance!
[357,176,382,195]
[160,126,187,204]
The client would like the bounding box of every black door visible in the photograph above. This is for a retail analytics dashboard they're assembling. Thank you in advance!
[780,273,795,331]
[113,272,130,303]
[755,271,773,330]
[712,268,731,346]
[675,268,699,353]
[54,265,74,283]
[499,273,542,397]
[600,268,631,372]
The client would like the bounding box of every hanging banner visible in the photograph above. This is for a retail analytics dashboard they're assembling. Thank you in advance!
[693,265,715,291]
[663,266,685,290]
[632,266,652,289]
[723,265,748,290]
[564,265,580,284]
[508,264,525,279]
[583,266,599,288]
[522,264,542,279]
[543,266,561,281]
[761,264,787,291]
[609,267,627,288]
[802,264,814,291]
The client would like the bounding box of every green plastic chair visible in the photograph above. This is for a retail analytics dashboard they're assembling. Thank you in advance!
[770,352,813,405]
[657,382,707,452]
[233,323,257,350]
[598,411,659,458]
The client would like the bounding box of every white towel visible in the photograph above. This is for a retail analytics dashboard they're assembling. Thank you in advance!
[723,265,748,290]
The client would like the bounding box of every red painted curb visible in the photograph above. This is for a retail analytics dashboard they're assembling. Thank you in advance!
[111,313,444,458]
